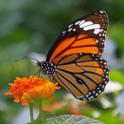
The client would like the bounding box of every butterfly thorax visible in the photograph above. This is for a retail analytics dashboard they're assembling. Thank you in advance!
[37,61,56,76]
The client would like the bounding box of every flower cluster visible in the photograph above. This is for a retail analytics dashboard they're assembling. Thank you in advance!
[5,76,60,106]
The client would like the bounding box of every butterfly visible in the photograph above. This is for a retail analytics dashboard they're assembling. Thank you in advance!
[37,10,109,101]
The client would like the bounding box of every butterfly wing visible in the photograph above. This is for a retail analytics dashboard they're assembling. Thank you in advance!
[41,10,109,101]
[46,10,109,63]
[53,53,109,101]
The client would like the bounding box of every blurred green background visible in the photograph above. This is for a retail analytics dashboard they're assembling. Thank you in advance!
[0,0,124,124]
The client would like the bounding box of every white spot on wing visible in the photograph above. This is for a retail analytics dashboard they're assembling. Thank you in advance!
[62,31,66,35]
[68,24,73,28]
[75,20,81,25]
[79,21,93,28]
[100,11,104,13]
[73,28,76,31]
[83,24,100,31]
[94,28,101,34]
[63,31,66,33]
[68,28,72,32]
[79,20,85,25]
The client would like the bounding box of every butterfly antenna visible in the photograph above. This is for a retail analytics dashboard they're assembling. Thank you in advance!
[16,56,40,63]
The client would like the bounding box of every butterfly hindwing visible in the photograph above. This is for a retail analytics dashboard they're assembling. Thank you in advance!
[46,10,109,63]
[53,53,109,101]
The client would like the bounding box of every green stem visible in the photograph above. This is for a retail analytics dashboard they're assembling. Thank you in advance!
[37,100,46,124]
[29,103,34,123]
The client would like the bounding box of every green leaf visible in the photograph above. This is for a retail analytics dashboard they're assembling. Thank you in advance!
[109,23,124,50]
[28,111,55,124]
[110,70,124,86]
[47,115,103,124]
[43,111,55,119]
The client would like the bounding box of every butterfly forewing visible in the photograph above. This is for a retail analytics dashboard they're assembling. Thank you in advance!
[46,10,109,62]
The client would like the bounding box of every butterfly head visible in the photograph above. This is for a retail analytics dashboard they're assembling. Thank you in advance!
[37,61,56,76]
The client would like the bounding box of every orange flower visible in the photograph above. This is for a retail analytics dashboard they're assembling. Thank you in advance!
[5,76,60,106]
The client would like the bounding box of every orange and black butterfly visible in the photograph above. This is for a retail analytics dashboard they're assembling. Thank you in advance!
[37,10,109,101]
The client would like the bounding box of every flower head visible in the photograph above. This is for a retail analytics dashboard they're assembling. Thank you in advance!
[5,76,60,106]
